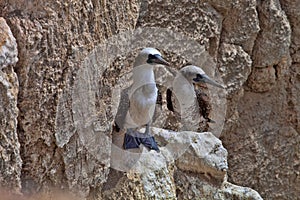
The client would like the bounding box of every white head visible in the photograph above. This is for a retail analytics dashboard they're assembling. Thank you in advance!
[179,65,224,88]
[134,47,169,67]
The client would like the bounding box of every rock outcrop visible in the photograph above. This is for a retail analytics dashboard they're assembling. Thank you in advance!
[104,129,262,200]
[0,17,21,192]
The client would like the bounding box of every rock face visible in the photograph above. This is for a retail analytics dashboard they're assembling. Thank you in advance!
[0,17,21,192]
[1,0,139,197]
[0,0,299,199]
[219,1,300,199]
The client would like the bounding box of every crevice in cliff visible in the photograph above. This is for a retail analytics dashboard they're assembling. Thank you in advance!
[273,64,279,80]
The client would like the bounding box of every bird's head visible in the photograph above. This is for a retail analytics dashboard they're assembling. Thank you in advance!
[180,65,225,89]
[134,48,170,67]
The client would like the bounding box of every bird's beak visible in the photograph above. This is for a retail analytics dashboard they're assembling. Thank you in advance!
[194,74,225,89]
[151,55,170,66]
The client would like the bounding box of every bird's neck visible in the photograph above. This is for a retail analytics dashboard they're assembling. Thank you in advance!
[132,64,155,88]
[173,73,196,106]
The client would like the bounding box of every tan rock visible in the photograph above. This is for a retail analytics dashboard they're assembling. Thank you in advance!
[0,0,299,199]
[175,170,263,200]
[0,18,18,70]
[252,0,291,69]
[0,17,21,192]
[213,0,260,53]
[218,43,252,94]
[3,0,140,196]
[104,128,262,199]
[247,66,277,92]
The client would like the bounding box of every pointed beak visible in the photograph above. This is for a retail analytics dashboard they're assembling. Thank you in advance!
[194,74,225,89]
[151,55,170,66]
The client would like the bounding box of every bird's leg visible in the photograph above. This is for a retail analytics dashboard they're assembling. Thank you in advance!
[139,123,160,152]
[123,128,141,149]
[144,123,151,136]
[123,125,160,152]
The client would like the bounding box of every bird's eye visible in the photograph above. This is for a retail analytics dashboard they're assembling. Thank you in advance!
[148,54,156,59]
[147,54,160,64]
[196,74,204,79]
[147,54,155,63]
[193,74,204,82]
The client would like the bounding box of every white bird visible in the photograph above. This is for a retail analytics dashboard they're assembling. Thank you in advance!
[166,65,224,131]
[115,48,169,152]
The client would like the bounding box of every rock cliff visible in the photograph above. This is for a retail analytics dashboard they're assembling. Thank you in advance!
[0,0,299,199]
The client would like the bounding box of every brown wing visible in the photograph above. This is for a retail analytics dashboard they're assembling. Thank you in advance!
[166,88,174,112]
[195,88,215,123]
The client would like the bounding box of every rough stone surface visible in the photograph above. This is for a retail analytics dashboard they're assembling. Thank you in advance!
[252,0,291,69]
[0,0,139,197]
[103,144,177,200]
[0,0,299,199]
[223,91,300,199]
[154,130,228,180]
[212,0,260,54]
[0,17,21,192]
[175,170,263,200]
[218,1,299,199]
[280,0,300,134]
[247,66,277,93]
[103,129,262,200]
[248,0,291,92]
[218,43,252,94]
[0,18,18,70]
[138,0,223,57]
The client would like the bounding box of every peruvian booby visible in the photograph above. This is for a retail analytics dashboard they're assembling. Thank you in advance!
[166,65,224,131]
[115,48,169,152]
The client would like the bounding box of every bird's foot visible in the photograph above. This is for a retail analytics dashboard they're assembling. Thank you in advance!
[123,129,160,152]
[123,129,140,149]
[143,127,160,152]
[139,135,160,153]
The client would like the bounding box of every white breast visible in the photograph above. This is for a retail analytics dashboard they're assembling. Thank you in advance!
[124,65,158,129]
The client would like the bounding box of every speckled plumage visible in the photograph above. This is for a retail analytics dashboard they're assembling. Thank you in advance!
[167,65,224,131]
